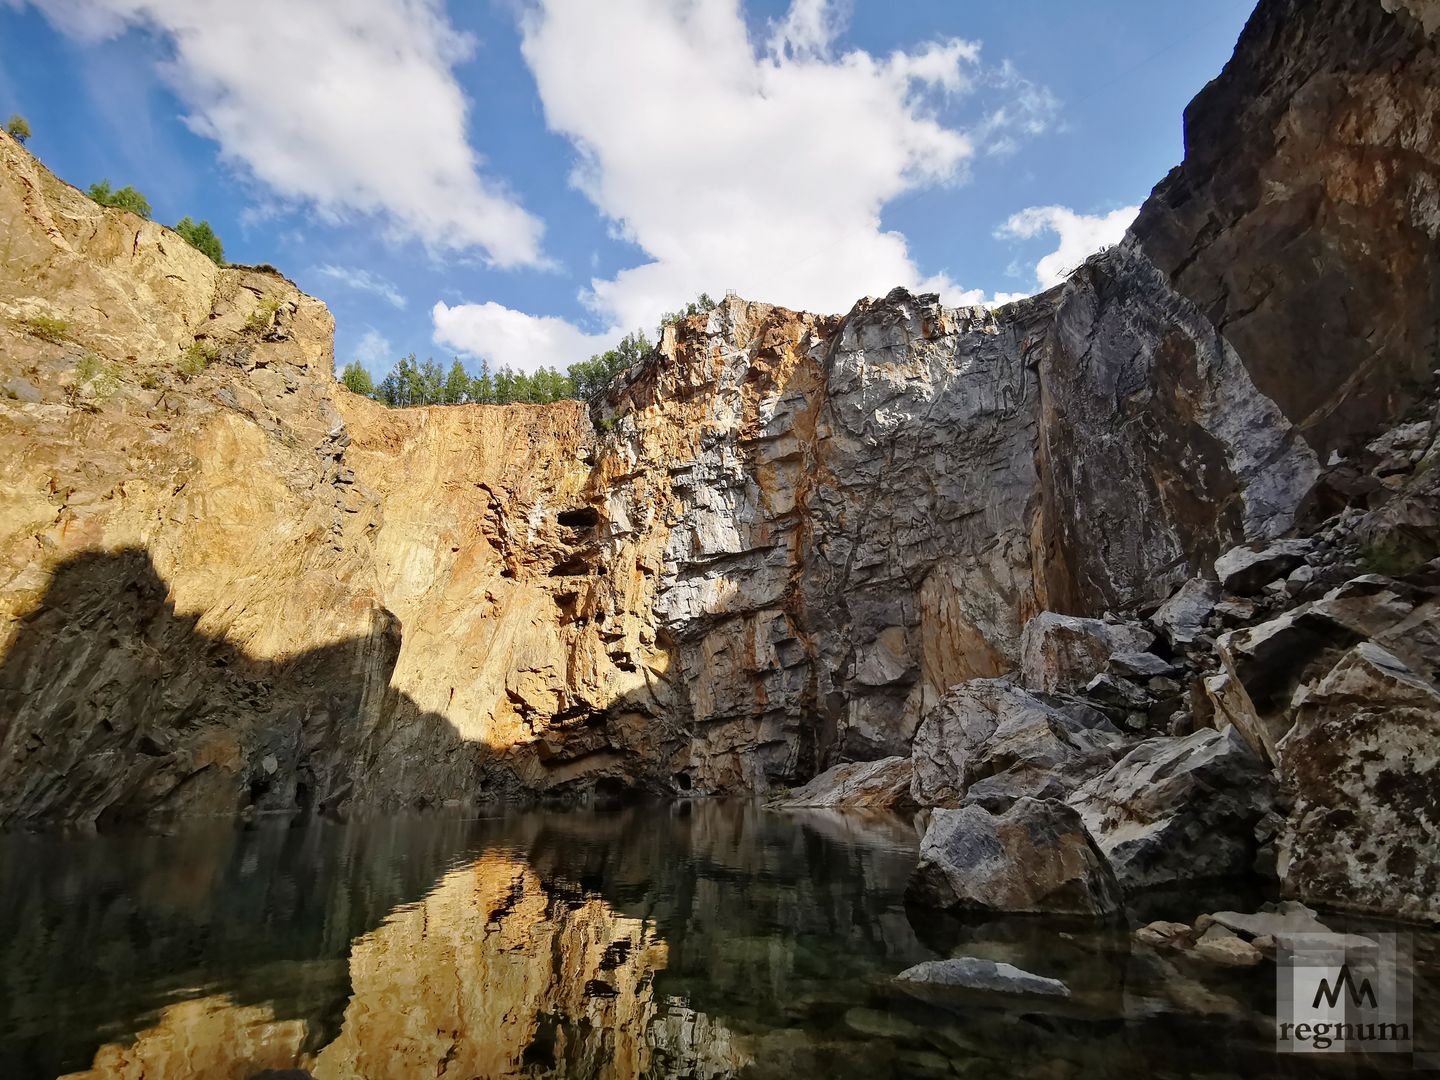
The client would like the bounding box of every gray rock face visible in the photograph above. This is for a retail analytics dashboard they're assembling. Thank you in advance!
[1020,613,1156,694]
[774,756,914,811]
[909,678,1124,809]
[895,957,1070,998]
[1277,643,1440,921]
[906,797,1124,917]
[1069,728,1274,890]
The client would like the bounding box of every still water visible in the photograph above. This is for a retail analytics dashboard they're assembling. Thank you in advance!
[0,802,1432,1079]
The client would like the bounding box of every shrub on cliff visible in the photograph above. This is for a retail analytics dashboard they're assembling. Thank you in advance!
[87,180,151,219]
[5,113,30,144]
[174,217,225,265]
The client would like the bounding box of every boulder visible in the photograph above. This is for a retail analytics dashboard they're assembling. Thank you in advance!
[1214,539,1314,594]
[1069,728,1273,890]
[1312,576,1440,684]
[1211,606,1362,764]
[906,797,1123,917]
[895,957,1070,999]
[909,679,1125,809]
[1106,652,1178,679]
[1019,613,1155,694]
[1134,921,1195,951]
[1190,925,1264,968]
[1208,900,1373,950]
[1152,578,1221,647]
[1277,643,1440,922]
[775,756,914,811]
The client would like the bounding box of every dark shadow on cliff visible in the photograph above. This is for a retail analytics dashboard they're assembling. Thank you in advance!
[0,546,513,828]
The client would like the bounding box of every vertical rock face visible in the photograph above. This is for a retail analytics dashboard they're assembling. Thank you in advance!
[1132,0,1440,458]
[1,0,1438,825]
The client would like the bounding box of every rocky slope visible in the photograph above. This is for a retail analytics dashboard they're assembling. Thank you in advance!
[0,0,1437,916]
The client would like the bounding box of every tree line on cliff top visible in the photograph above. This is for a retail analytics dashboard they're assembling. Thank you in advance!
[339,294,718,407]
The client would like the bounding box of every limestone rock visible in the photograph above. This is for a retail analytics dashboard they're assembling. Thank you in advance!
[774,756,914,811]
[895,957,1070,998]
[909,679,1124,809]
[1070,728,1273,890]
[906,798,1123,917]
[1277,643,1440,921]
[1019,613,1155,694]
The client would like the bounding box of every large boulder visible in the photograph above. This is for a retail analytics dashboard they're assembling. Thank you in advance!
[1277,643,1440,922]
[1210,606,1362,764]
[1069,728,1273,890]
[909,679,1125,809]
[1019,613,1155,694]
[906,797,1123,917]
[775,756,914,811]
[1213,539,1314,594]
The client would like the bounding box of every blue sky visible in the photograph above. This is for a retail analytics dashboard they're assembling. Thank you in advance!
[0,0,1256,377]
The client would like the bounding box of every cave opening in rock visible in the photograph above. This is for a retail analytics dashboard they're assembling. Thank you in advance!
[557,507,600,529]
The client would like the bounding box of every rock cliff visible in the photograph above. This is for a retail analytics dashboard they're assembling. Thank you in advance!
[1,0,1438,918]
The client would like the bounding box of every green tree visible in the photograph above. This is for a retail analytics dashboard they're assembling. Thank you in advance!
[5,114,30,144]
[87,179,152,219]
[568,329,652,400]
[174,216,225,265]
[471,358,495,404]
[339,361,374,397]
[659,292,717,330]
[444,358,470,404]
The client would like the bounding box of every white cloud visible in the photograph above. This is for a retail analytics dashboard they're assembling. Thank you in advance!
[996,204,1139,291]
[434,0,1058,373]
[432,301,612,373]
[314,264,407,310]
[17,0,546,266]
[351,328,394,372]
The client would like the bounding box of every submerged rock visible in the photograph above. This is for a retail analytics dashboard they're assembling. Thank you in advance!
[895,957,1070,998]
[906,797,1123,917]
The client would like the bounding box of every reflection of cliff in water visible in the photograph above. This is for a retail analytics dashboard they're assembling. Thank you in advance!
[11,802,920,1080]
[61,849,749,1080]
[16,802,1425,1079]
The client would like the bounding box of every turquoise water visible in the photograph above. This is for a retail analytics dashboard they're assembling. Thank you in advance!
[0,802,1432,1078]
